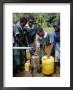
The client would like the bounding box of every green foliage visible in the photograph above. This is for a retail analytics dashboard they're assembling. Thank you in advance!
[13,13,60,24]
[13,13,60,34]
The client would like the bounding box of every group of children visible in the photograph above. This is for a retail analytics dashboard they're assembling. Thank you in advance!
[13,15,60,76]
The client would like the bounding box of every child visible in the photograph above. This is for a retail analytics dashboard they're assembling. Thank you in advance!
[13,17,28,75]
[50,18,60,73]
[25,16,38,47]
[35,27,51,60]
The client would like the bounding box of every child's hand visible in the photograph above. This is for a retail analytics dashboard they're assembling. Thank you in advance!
[47,55,50,58]
[55,58,58,63]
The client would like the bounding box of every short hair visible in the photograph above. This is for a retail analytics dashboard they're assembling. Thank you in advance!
[27,15,35,21]
[20,17,27,23]
[37,27,44,35]
[53,18,60,26]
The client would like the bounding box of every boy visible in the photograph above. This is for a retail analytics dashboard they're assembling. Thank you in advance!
[13,17,28,75]
[35,27,51,59]
[50,18,60,64]
[50,18,60,73]
[26,16,38,47]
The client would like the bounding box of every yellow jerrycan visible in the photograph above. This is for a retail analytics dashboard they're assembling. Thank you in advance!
[26,49,31,60]
[25,60,31,72]
[42,56,54,75]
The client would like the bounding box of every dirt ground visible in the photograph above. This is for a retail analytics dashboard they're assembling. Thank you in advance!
[14,65,60,77]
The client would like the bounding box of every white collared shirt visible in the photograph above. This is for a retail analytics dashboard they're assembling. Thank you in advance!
[16,21,23,30]
[35,32,48,47]
[25,23,35,29]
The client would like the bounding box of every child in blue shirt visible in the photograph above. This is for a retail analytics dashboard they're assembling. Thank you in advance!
[50,18,60,73]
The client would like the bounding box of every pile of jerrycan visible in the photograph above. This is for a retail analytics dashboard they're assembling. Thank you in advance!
[24,46,55,76]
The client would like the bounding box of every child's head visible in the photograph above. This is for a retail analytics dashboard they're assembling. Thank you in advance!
[20,17,27,28]
[38,27,44,37]
[53,18,60,33]
[28,16,35,27]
